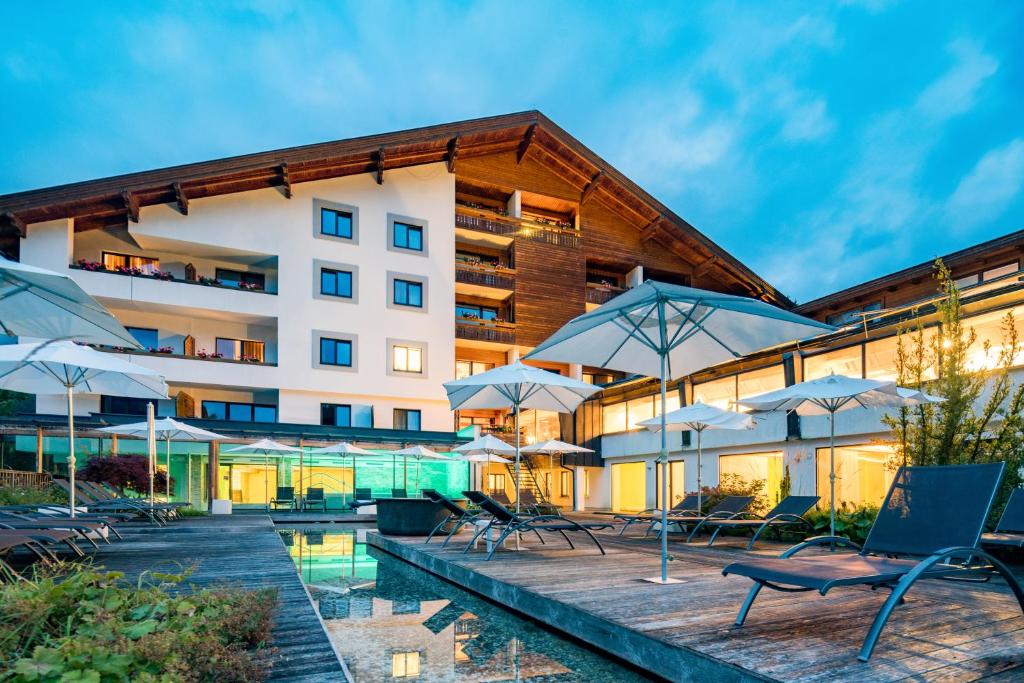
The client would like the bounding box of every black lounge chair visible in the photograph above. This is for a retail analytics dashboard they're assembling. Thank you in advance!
[982,487,1024,548]
[693,495,820,548]
[461,491,612,561]
[723,463,1024,662]
[647,495,754,538]
[517,489,560,516]
[53,479,166,526]
[614,494,701,536]
[303,487,327,512]
[348,488,374,511]
[422,489,489,547]
[270,486,296,510]
[490,490,513,507]
[391,488,408,499]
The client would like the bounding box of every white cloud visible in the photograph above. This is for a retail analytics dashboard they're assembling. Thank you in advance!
[915,39,998,121]
[947,139,1024,229]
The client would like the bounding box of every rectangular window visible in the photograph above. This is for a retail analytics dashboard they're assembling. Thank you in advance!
[965,305,1024,371]
[655,461,686,509]
[320,207,353,238]
[455,360,493,379]
[611,461,646,513]
[816,444,894,509]
[215,338,265,362]
[626,396,655,430]
[601,402,627,434]
[102,251,159,274]
[394,280,424,307]
[693,376,736,410]
[202,401,276,423]
[720,451,785,509]
[319,338,353,367]
[394,408,421,431]
[487,473,506,494]
[319,268,353,298]
[320,403,352,427]
[393,222,424,251]
[391,652,421,678]
[736,365,786,405]
[100,395,151,415]
[803,345,863,380]
[392,345,423,373]
[456,303,498,320]
[559,470,572,497]
[126,326,159,350]
[215,268,265,291]
[824,302,882,327]
[983,262,1019,281]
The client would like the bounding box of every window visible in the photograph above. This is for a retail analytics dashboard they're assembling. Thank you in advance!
[720,452,785,509]
[319,338,352,367]
[201,401,276,423]
[655,461,686,509]
[393,222,423,251]
[955,261,1019,289]
[215,269,265,291]
[560,470,572,497]
[320,403,352,427]
[100,395,151,415]
[965,305,1024,371]
[736,366,785,405]
[216,338,265,362]
[602,402,627,433]
[583,372,613,385]
[693,376,735,410]
[455,360,493,379]
[825,301,882,326]
[320,269,353,298]
[102,252,159,274]
[394,280,423,307]
[816,444,894,509]
[803,345,863,380]
[600,393,679,434]
[456,303,497,320]
[487,473,506,494]
[611,461,646,512]
[392,345,423,373]
[126,326,159,351]
[394,408,421,431]
[391,652,421,678]
[626,396,655,430]
[320,207,353,238]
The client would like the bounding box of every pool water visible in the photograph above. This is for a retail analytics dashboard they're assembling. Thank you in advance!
[279,526,653,682]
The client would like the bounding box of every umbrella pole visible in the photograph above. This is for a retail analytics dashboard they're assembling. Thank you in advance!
[696,426,703,513]
[147,403,155,511]
[265,452,269,513]
[829,410,836,541]
[659,360,669,583]
[166,437,171,499]
[66,385,76,519]
[514,404,521,515]
[404,455,408,494]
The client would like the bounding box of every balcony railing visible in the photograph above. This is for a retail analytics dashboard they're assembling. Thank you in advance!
[95,346,277,367]
[455,262,516,290]
[69,263,276,295]
[586,283,626,305]
[455,317,516,345]
[455,207,580,249]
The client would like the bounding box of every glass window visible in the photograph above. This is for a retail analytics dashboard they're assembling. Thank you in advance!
[394,280,423,307]
[803,345,863,380]
[983,262,1018,281]
[391,652,421,678]
[825,302,882,326]
[611,461,647,512]
[965,306,1024,371]
[201,401,226,420]
[455,304,497,320]
[560,470,572,497]
[319,269,352,298]
[393,222,424,251]
[392,345,423,373]
[601,402,627,434]
[866,329,940,382]
[102,251,159,274]
[653,392,682,416]
[126,326,159,350]
[693,376,735,410]
[655,460,685,509]
[955,273,981,289]
[319,338,352,367]
[455,360,493,379]
[627,396,655,430]
[320,403,352,427]
[99,395,150,415]
[202,401,276,423]
[320,208,353,238]
[737,366,785,404]
[487,473,506,494]
[816,444,895,509]
[228,403,252,421]
[216,338,265,362]
[394,408,421,430]
[215,269,265,290]
[253,405,276,423]
[719,451,785,508]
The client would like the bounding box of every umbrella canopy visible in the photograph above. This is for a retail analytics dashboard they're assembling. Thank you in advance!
[519,439,594,455]
[453,434,517,455]
[223,438,301,454]
[526,281,832,585]
[0,256,143,348]
[456,452,513,463]
[638,402,755,511]
[98,417,226,442]
[0,340,168,518]
[308,442,376,456]
[393,445,450,460]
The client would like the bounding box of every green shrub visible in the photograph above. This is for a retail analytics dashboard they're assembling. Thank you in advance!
[176,508,208,517]
[802,506,878,545]
[700,472,770,513]
[0,486,66,507]
[0,564,276,682]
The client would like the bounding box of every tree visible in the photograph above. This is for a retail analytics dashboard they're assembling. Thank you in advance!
[883,260,1024,511]
[79,455,173,496]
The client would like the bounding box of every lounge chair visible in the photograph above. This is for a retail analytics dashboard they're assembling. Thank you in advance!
[648,495,755,538]
[0,511,113,549]
[982,487,1024,548]
[0,530,66,576]
[348,488,374,511]
[270,486,296,510]
[422,489,489,547]
[490,490,513,507]
[53,479,167,526]
[517,489,560,516]
[303,487,327,512]
[80,480,184,519]
[722,463,1024,662]
[391,488,408,499]
[461,491,612,561]
[692,495,820,548]
[614,494,701,536]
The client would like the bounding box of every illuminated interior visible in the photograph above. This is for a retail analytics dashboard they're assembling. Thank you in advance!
[718,451,784,508]
[815,443,895,509]
[655,460,685,508]
[610,461,647,512]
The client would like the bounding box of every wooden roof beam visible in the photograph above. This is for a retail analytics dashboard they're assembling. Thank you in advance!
[516,124,537,165]
[692,255,719,278]
[640,217,662,242]
[579,171,605,205]
[446,136,460,173]
[172,183,188,215]
[374,147,386,184]
[2,211,26,237]
[278,163,292,198]
[121,190,140,222]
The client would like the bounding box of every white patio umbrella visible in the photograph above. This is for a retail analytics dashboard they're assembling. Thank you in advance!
[0,340,167,517]
[393,445,451,494]
[737,373,944,538]
[454,435,516,491]
[98,417,226,502]
[526,280,832,584]
[444,362,601,514]
[520,439,594,501]
[0,256,142,348]
[638,402,754,513]
[308,442,378,504]
[223,439,301,512]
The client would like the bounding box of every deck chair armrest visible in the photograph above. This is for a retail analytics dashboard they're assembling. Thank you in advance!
[780,535,863,558]
[525,515,566,523]
[667,508,702,517]
[765,513,812,525]
[705,510,744,521]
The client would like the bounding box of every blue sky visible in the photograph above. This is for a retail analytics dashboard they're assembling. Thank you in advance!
[2,1,1022,303]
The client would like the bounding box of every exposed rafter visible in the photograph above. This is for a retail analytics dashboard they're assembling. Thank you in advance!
[374,147,386,184]
[516,124,537,164]
[2,212,25,237]
[446,136,460,173]
[121,190,140,222]
[579,171,605,205]
[693,255,719,278]
[640,217,662,242]
[279,163,292,198]
[172,182,189,215]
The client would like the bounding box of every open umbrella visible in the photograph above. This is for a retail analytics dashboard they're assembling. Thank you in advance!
[308,442,377,505]
[0,256,142,348]
[527,280,832,584]
[0,340,167,517]
[638,402,754,514]
[737,373,944,538]
[444,362,601,514]
[392,445,451,494]
[223,439,301,512]
[520,439,594,502]
[98,417,226,503]
[454,435,516,491]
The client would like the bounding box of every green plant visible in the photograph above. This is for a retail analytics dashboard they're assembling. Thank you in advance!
[79,456,173,496]
[0,564,276,682]
[700,472,769,513]
[176,508,208,517]
[802,506,878,545]
[0,486,65,507]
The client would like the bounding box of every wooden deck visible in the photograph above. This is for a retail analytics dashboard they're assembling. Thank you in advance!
[368,521,1024,683]
[92,516,347,683]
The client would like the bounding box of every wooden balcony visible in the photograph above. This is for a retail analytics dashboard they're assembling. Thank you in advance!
[455,317,516,345]
[455,207,580,249]
[455,262,516,291]
[586,283,626,306]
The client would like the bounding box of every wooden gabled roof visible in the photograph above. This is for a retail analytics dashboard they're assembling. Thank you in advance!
[0,110,791,307]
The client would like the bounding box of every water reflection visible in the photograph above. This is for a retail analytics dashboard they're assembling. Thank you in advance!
[278,526,649,682]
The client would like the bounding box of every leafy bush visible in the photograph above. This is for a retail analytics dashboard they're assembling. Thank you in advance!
[0,486,65,507]
[699,472,770,513]
[79,456,173,496]
[0,564,276,682]
[176,508,208,517]
[802,506,878,545]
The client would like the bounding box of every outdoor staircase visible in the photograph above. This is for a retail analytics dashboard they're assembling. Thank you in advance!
[504,455,550,505]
